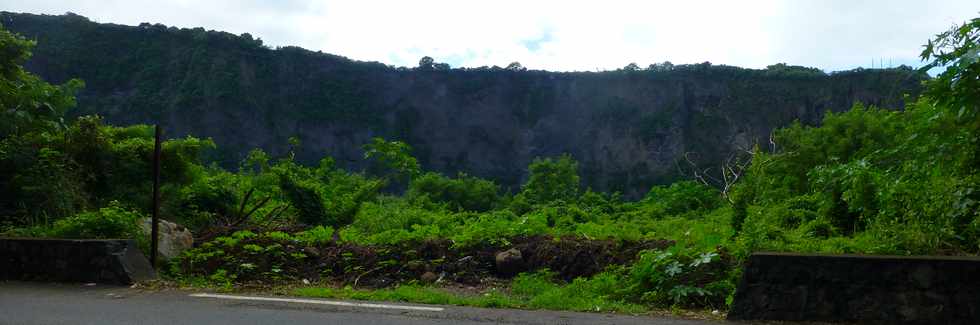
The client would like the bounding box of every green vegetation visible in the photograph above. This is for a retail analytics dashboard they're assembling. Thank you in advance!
[293,285,528,310]
[5,201,145,240]
[292,277,646,313]
[2,16,979,315]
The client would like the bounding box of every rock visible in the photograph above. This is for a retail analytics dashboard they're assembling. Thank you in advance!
[494,248,524,277]
[420,271,438,283]
[303,246,320,258]
[138,218,193,260]
[405,260,425,272]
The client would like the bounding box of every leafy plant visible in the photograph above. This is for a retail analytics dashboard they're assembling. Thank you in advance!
[46,201,144,239]
[521,154,581,205]
[408,172,501,212]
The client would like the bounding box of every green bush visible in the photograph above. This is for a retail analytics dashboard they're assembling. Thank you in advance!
[278,172,329,226]
[408,172,501,212]
[164,169,240,232]
[642,181,721,217]
[449,210,547,248]
[352,196,445,234]
[294,225,335,245]
[520,154,580,205]
[617,246,733,308]
[275,158,382,228]
[47,201,144,239]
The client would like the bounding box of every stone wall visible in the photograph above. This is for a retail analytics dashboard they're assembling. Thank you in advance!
[0,238,156,285]
[728,252,980,324]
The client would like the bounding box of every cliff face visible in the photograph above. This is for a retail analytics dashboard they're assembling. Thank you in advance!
[1,12,926,196]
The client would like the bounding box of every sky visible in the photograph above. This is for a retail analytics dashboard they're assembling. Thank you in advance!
[1,0,977,72]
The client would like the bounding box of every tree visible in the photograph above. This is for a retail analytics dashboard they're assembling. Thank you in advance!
[520,154,580,204]
[0,24,85,223]
[920,17,980,123]
[239,32,263,47]
[506,61,526,71]
[0,25,82,138]
[623,62,640,71]
[418,56,434,70]
[647,61,674,72]
[363,137,420,182]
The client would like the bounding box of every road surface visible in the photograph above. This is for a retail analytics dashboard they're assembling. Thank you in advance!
[0,281,731,325]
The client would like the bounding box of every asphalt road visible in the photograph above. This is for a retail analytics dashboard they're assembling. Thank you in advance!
[0,281,732,325]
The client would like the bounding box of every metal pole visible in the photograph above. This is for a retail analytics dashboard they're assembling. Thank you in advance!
[150,125,162,269]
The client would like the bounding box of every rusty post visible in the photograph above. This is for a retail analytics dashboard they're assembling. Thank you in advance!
[150,125,162,269]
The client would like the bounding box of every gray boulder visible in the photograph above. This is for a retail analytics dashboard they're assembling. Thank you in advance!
[138,218,194,260]
[494,248,525,277]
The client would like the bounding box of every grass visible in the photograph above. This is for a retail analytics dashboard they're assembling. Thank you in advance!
[291,278,646,314]
[139,276,723,321]
[293,285,521,309]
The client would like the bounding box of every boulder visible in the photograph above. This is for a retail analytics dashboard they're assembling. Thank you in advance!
[303,246,320,258]
[138,218,193,260]
[494,248,525,277]
[420,271,439,283]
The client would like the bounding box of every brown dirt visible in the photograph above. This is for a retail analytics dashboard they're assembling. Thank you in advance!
[178,235,674,287]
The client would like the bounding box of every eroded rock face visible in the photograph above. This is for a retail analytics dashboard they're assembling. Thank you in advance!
[138,218,193,260]
[494,248,525,277]
[1,12,926,197]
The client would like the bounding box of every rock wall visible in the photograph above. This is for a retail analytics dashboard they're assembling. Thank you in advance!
[0,238,156,285]
[728,252,980,324]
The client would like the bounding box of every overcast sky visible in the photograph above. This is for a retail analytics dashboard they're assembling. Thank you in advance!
[2,1,977,72]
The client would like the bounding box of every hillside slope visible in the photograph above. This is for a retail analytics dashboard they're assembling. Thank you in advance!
[0,12,926,195]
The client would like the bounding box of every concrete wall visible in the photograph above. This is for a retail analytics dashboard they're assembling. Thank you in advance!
[0,238,156,285]
[729,252,980,324]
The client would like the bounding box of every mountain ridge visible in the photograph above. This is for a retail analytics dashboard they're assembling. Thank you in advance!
[0,11,927,196]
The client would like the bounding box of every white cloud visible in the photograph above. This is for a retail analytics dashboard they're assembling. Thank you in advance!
[1,0,977,71]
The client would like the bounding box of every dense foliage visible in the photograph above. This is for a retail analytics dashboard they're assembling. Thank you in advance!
[730,17,980,256]
[1,16,978,313]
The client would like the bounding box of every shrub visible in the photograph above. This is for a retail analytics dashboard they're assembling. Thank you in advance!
[47,201,144,239]
[449,210,547,248]
[295,225,335,245]
[278,172,329,226]
[521,154,580,204]
[618,246,733,308]
[512,270,644,312]
[164,170,240,232]
[642,181,721,217]
[351,196,445,234]
[408,172,501,212]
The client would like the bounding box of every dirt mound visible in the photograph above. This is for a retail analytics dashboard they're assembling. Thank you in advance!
[177,236,674,287]
[514,236,672,280]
